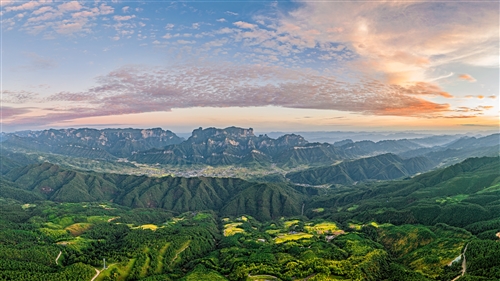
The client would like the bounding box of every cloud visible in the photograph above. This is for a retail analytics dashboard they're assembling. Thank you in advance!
[225,11,238,16]
[13,63,454,126]
[114,15,135,21]
[10,1,114,35]
[458,74,477,82]
[1,106,31,119]
[5,1,44,12]
[233,21,257,29]
[58,1,82,12]
[2,90,39,103]
[238,1,500,85]
[32,6,54,15]
[216,18,226,22]
[176,40,195,44]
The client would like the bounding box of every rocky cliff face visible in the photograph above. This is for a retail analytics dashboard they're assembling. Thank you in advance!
[3,128,183,159]
[130,126,342,167]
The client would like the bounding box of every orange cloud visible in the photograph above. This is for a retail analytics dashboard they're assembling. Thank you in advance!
[458,74,477,82]
[394,82,453,98]
[378,98,449,117]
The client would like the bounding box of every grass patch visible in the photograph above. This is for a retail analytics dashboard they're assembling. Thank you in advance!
[275,232,313,244]
[139,248,151,278]
[155,242,170,274]
[87,215,115,223]
[435,194,469,204]
[248,274,280,280]
[21,203,36,209]
[478,182,500,194]
[39,228,71,241]
[283,220,300,228]
[193,213,211,220]
[312,208,324,213]
[97,259,136,281]
[223,223,245,236]
[57,236,94,251]
[65,223,92,236]
[305,222,339,234]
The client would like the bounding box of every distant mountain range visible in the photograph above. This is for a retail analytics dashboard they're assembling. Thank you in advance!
[2,127,498,172]
[2,128,183,159]
[129,127,455,168]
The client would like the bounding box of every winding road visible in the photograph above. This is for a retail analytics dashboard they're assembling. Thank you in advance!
[451,243,469,281]
[90,268,101,281]
[55,251,62,265]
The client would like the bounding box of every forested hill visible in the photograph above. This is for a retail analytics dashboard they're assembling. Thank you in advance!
[309,156,500,229]
[2,128,183,159]
[1,160,315,221]
[286,153,436,185]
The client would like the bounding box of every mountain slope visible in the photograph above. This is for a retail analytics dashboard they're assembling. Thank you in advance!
[286,153,436,185]
[1,161,311,220]
[308,156,500,228]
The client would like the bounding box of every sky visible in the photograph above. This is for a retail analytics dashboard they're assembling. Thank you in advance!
[1,0,499,133]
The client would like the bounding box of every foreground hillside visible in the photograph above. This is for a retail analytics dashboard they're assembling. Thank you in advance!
[0,156,499,280]
[1,157,316,221]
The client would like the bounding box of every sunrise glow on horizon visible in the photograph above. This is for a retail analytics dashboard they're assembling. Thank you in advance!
[1,0,499,133]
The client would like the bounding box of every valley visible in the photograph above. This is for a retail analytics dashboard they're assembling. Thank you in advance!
[0,127,499,280]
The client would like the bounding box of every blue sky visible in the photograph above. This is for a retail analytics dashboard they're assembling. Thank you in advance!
[1,0,499,132]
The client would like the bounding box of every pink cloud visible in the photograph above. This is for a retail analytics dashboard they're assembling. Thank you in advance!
[1,106,31,118]
[58,1,82,12]
[233,21,257,29]
[5,1,43,12]
[11,64,453,127]
[458,74,477,82]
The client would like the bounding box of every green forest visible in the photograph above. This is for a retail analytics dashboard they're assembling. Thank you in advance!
[0,155,499,280]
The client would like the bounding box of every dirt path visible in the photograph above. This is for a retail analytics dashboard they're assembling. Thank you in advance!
[170,241,190,265]
[451,243,469,281]
[90,268,101,281]
[55,251,62,265]
[107,216,120,222]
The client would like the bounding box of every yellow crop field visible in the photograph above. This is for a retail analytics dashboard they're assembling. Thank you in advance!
[223,222,245,236]
[275,232,313,243]
[283,220,300,228]
[139,224,159,230]
[305,222,339,234]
